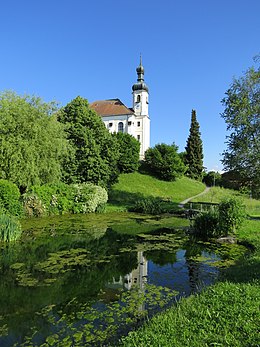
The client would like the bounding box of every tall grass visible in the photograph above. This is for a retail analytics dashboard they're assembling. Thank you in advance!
[0,214,22,242]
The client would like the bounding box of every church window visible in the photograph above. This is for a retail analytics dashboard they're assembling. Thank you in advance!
[137,135,140,141]
[137,121,141,127]
[128,121,132,126]
[109,122,113,127]
[118,122,124,133]
[137,95,140,102]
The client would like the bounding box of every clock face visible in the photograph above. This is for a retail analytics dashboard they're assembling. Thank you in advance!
[136,103,140,109]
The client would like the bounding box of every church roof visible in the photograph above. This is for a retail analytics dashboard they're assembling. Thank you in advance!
[89,99,134,116]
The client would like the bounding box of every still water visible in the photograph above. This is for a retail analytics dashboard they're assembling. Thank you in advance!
[0,213,246,346]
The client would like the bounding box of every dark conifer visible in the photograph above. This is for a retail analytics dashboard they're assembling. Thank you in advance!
[185,109,204,180]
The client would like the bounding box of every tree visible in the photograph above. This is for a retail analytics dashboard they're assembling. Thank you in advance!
[0,91,67,192]
[221,59,260,198]
[203,171,222,187]
[185,109,204,180]
[113,132,140,173]
[58,96,119,187]
[144,143,186,181]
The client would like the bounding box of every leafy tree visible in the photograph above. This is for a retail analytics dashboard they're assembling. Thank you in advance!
[144,143,186,181]
[185,109,204,180]
[0,91,67,192]
[221,59,260,198]
[58,96,119,187]
[113,132,140,173]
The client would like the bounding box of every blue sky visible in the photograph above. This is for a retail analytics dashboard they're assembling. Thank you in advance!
[1,0,259,171]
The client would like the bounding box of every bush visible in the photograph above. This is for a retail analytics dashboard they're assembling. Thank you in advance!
[0,180,23,216]
[23,182,108,216]
[22,193,46,217]
[144,143,186,181]
[193,197,246,238]
[131,197,165,215]
[29,183,74,215]
[0,214,22,242]
[218,197,246,235]
[193,210,219,238]
[72,184,108,213]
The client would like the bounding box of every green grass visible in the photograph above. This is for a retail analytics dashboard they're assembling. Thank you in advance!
[118,281,259,347]
[191,186,260,217]
[108,172,205,211]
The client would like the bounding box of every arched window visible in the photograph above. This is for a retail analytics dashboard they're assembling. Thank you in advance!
[137,95,141,102]
[118,122,124,133]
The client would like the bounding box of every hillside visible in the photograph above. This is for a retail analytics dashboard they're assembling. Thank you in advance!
[108,172,205,211]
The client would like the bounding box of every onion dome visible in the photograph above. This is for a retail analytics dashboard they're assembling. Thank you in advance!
[132,56,149,92]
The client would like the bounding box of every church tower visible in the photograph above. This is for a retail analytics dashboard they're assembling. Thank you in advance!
[132,57,150,159]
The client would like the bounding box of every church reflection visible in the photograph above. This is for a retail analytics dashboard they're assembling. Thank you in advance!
[107,251,148,291]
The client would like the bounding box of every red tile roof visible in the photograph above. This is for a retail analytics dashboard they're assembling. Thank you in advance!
[90,99,134,116]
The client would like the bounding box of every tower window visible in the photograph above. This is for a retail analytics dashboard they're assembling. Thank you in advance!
[118,122,124,133]
[128,121,132,126]
[137,121,141,127]
[137,95,141,102]
[137,135,140,141]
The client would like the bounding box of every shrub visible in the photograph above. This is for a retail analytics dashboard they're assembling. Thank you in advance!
[29,183,74,215]
[218,197,246,235]
[144,143,186,181]
[131,197,165,215]
[0,214,22,242]
[23,182,108,216]
[0,180,23,216]
[22,193,46,217]
[193,210,219,238]
[72,184,108,213]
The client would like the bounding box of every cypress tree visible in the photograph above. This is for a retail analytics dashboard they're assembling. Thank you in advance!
[185,109,204,180]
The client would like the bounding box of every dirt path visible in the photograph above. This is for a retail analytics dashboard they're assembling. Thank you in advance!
[178,187,211,207]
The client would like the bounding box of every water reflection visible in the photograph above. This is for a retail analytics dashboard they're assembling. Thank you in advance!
[0,217,247,346]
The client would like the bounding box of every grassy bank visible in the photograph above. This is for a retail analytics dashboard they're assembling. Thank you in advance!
[108,172,205,211]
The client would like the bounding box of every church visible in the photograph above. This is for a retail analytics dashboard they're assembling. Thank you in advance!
[90,58,150,159]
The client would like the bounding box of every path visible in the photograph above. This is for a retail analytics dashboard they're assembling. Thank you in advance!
[178,187,211,208]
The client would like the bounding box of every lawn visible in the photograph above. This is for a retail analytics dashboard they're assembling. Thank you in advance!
[107,172,205,211]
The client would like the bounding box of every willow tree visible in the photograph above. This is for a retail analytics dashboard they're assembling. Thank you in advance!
[185,109,204,180]
[0,91,67,192]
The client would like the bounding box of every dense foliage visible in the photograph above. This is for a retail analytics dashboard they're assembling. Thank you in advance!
[144,143,186,181]
[113,132,140,173]
[0,91,67,192]
[57,96,119,187]
[221,59,260,198]
[23,182,108,217]
[0,179,23,216]
[185,109,204,180]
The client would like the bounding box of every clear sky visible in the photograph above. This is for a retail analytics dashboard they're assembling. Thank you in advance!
[0,0,259,171]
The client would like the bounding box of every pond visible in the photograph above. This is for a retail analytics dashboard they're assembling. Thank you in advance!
[0,213,248,346]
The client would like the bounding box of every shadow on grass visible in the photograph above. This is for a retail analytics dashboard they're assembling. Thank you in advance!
[220,254,260,284]
[108,189,180,212]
